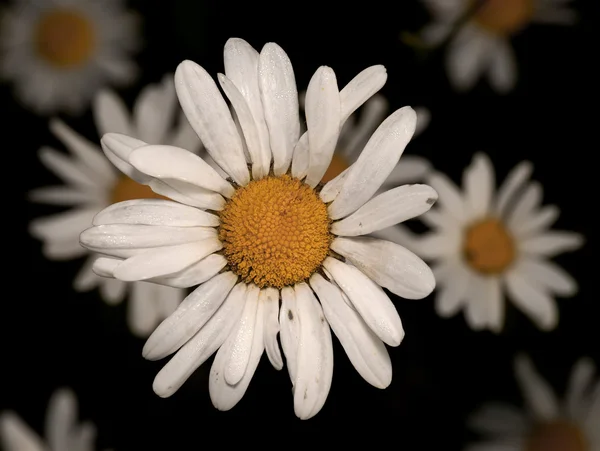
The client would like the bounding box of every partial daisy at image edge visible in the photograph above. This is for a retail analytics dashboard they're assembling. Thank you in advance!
[466,354,599,451]
[0,0,140,114]
[78,37,438,419]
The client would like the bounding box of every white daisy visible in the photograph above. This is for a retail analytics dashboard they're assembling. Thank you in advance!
[421,0,577,93]
[0,388,108,451]
[29,74,201,337]
[466,355,599,451]
[0,0,140,114]
[79,38,437,419]
[415,153,583,332]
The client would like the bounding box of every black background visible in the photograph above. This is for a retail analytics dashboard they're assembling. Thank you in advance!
[4,0,598,448]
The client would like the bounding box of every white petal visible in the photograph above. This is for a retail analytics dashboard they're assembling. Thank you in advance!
[128,282,163,337]
[0,412,45,451]
[92,89,133,136]
[293,282,334,420]
[142,271,238,360]
[224,284,260,385]
[258,42,300,176]
[42,239,87,261]
[100,133,151,184]
[152,282,247,397]
[30,208,97,242]
[310,274,392,389]
[506,182,542,230]
[73,256,101,291]
[92,257,120,278]
[132,76,177,144]
[463,274,492,331]
[494,161,533,217]
[323,257,404,346]
[304,66,341,187]
[416,230,461,260]
[128,145,234,198]
[520,232,584,257]
[218,74,270,180]
[463,153,494,219]
[382,156,432,186]
[291,132,310,179]
[113,238,223,281]
[38,147,98,190]
[505,270,559,331]
[93,199,219,227]
[512,205,559,238]
[148,253,227,289]
[489,38,517,94]
[446,26,493,92]
[434,261,470,318]
[428,172,467,222]
[279,286,300,382]
[332,184,438,236]
[486,277,504,333]
[80,224,216,251]
[45,388,77,451]
[517,258,577,297]
[565,358,596,421]
[331,237,435,299]
[319,166,350,203]
[148,178,225,211]
[514,354,560,420]
[339,65,387,123]
[174,60,249,185]
[49,119,115,184]
[414,107,431,137]
[261,287,283,370]
[28,186,99,206]
[209,292,265,411]
[339,95,388,162]
[369,224,420,248]
[224,38,271,179]
[99,277,128,305]
[468,403,527,436]
[329,107,417,219]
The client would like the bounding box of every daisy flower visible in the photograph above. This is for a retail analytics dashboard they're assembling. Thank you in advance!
[79,38,437,419]
[466,355,599,451]
[0,388,108,451]
[420,0,577,93]
[0,0,139,114]
[416,153,583,332]
[29,75,200,337]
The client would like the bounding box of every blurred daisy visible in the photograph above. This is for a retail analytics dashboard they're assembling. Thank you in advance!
[29,75,200,337]
[79,38,437,419]
[0,0,139,114]
[421,0,577,93]
[467,355,599,451]
[0,388,107,451]
[416,153,582,332]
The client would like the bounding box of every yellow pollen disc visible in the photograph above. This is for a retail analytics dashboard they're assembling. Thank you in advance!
[321,153,350,183]
[111,176,167,204]
[35,9,95,67]
[463,218,515,275]
[473,0,534,35]
[526,421,588,451]
[218,175,331,289]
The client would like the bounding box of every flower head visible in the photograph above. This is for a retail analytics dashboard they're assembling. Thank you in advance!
[0,388,107,451]
[415,153,583,332]
[0,0,140,114]
[420,0,577,93]
[80,38,437,419]
[29,75,200,337]
[467,355,599,451]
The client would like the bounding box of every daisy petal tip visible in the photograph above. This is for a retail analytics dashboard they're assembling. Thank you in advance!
[152,378,175,399]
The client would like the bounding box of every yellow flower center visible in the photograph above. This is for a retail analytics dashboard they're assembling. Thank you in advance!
[321,153,350,183]
[111,176,167,204]
[218,175,331,288]
[526,421,588,451]
[35,9,95,68]
[473,0,534,35]
[463,218,515,274]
